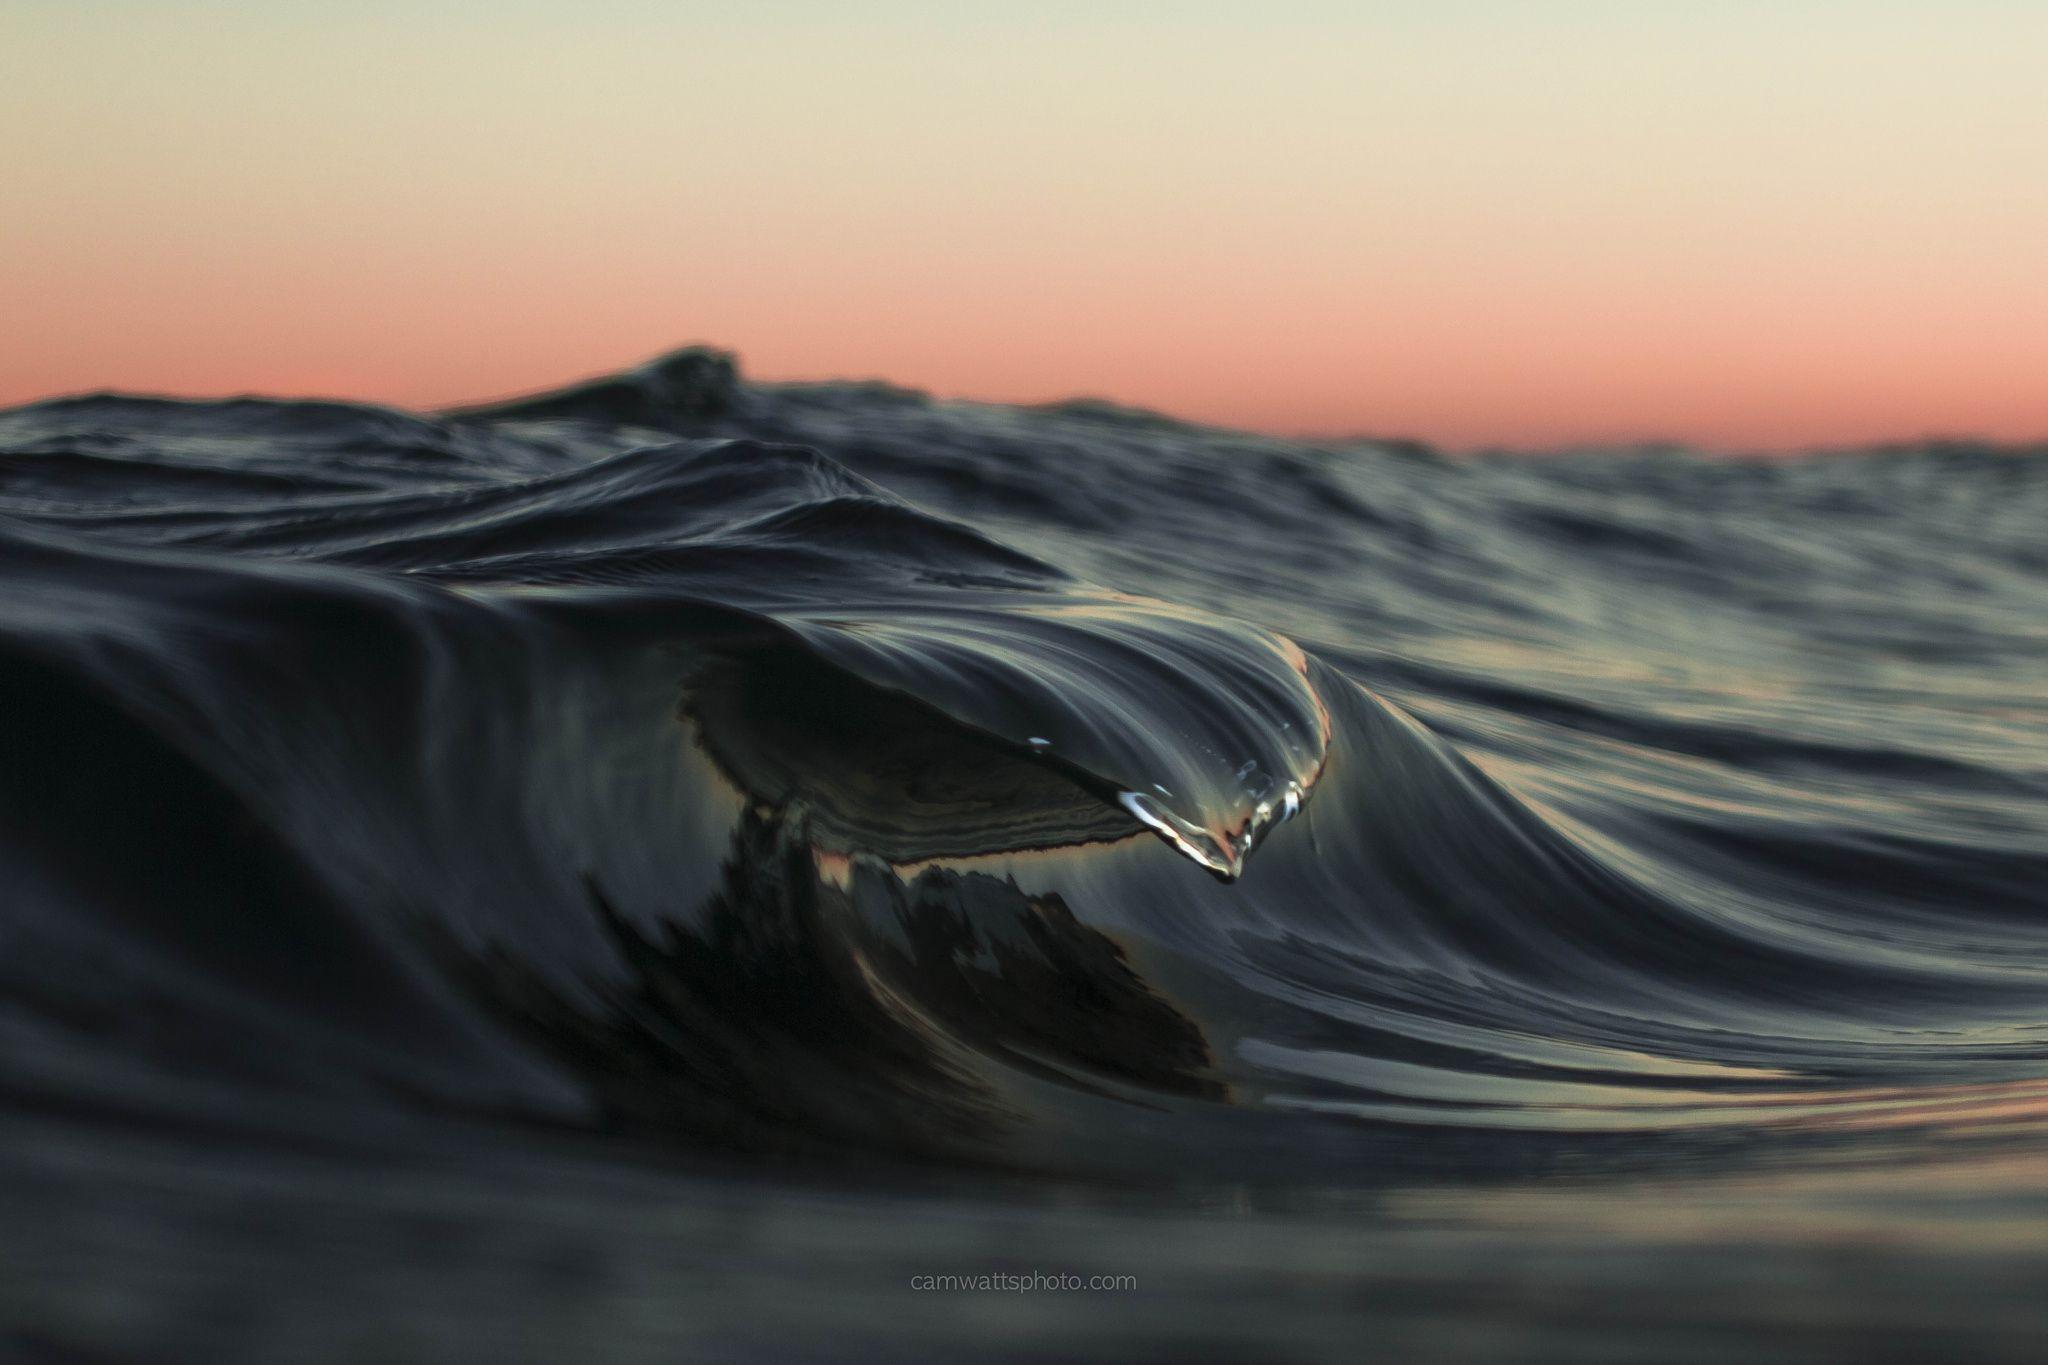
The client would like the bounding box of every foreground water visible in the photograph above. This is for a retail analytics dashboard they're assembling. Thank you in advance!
[2,349,2045,1360]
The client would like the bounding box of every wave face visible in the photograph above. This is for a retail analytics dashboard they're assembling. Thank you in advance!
[4,348,2048,1193]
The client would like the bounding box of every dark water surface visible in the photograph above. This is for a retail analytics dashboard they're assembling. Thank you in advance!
[3,349,2046,1361]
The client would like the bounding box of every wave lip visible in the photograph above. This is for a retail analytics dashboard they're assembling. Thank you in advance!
[1117,784,1300,879]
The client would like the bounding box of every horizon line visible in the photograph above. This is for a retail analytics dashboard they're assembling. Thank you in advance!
[8,344,2045,461]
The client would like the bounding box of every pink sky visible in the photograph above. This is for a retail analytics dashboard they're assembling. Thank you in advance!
[3,4,2043,450]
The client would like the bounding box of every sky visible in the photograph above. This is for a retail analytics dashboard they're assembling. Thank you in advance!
[3,1,2044,450]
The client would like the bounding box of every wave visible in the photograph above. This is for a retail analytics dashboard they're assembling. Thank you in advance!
[3,351,2047,1180]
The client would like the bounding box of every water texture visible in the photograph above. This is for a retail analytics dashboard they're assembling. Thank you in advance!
[3,348,2046,1361]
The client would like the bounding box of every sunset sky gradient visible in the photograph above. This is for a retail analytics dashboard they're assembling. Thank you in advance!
[4,1,2043,449]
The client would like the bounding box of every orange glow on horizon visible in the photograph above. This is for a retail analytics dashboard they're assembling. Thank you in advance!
[3,3,2044,452]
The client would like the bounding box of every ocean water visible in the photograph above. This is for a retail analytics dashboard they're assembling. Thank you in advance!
[3,348,2046,1361]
